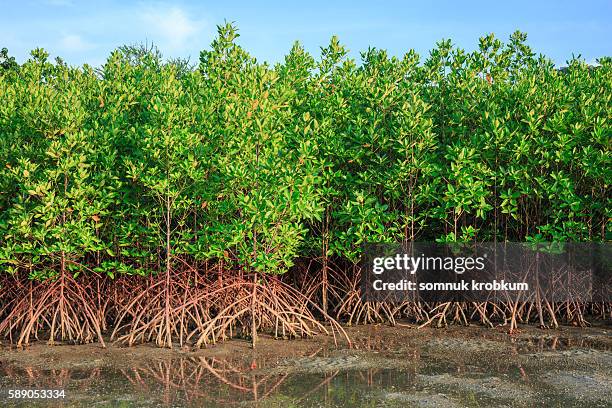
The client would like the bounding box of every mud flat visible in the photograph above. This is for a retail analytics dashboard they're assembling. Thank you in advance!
[1,323,611,407]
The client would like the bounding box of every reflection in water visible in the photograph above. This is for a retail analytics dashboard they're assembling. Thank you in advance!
[116,358,423,407]
[1,355,346,407]
[1,365,101,390]
[0,334,611,407]
[121,356,303,405]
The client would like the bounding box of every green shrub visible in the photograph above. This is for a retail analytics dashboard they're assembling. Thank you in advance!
[0,24,609,281]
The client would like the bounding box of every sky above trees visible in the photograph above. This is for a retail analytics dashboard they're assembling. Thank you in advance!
[2,0,611,67]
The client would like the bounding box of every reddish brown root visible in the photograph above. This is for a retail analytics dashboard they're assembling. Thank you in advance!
[0,272,106,347]
[0,264,610,348]
[110,268,212,348]
[195,274,350,348]
[291,258,351,317]
[111,268,350,349]
[334,266,399,326]
[0,273,23,334]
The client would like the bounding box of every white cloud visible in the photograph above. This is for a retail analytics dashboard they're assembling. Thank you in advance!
[141,5,206,50]
[59,34,92,52]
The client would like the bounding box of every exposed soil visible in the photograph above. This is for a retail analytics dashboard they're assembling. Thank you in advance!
[1,323,611,407]
[2,323,609,371]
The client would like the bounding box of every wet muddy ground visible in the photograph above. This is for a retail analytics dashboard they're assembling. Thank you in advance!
[1,323,611,407]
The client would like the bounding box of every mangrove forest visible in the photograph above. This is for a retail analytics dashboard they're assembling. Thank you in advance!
[0,24,610,349]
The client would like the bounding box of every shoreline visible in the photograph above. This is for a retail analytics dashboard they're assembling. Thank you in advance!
[2,322,610,370]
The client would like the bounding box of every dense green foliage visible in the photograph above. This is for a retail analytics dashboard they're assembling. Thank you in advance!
[1,25,610,281]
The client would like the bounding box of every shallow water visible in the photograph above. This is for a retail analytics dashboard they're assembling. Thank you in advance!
[1,328,611,407]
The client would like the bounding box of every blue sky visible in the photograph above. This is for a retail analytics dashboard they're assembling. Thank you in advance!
[2,1,610,67]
